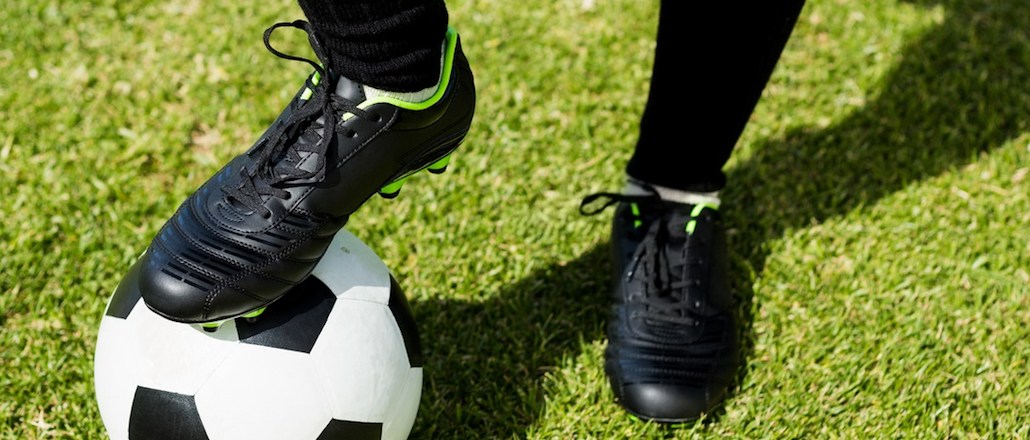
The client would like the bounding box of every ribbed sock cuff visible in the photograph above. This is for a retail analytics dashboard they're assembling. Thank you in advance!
[297,0,448,92]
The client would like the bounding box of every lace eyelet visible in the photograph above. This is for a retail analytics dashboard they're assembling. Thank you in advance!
[370,113,382,122]
[282,193,292,200]
[346,129,357,138]
[261,211,271,219]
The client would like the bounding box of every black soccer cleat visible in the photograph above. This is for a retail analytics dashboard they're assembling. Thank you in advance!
[581,190,740,423]
[138,20,475,324]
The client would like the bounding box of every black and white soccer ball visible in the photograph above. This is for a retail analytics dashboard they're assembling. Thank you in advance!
[94,229,423,440]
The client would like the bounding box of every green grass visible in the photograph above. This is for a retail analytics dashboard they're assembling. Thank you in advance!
[1,0,1028,438]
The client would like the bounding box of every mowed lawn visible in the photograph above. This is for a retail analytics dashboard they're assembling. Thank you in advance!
[1,0,1028,438]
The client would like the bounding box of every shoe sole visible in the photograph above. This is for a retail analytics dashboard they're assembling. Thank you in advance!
[624,409,704,425]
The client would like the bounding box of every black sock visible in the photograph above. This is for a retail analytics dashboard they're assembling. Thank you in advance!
[296,0,448,92]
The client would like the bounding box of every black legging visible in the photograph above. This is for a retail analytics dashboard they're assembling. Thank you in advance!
[297,0,806,191]
[297,0,450,91]
[628,1,806,191]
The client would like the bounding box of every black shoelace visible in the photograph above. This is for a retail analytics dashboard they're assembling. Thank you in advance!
[222,20,372,219]
[582,190,708,333]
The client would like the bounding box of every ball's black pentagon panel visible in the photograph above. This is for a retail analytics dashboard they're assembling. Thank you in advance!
[236,277,336,353]
[106,259,144,319]
[128,386,209,440]
[317,419,383,440]
[387,276,423,368]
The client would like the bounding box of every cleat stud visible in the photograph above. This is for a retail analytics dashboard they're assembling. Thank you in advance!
[200,320,227,332]
[379,177,407,198]
[426,154,452,174]
[242,307,266,320]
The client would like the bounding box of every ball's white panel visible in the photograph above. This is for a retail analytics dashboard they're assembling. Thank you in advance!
[381,368,423,440]
[96,228,419,440]
[194,346,332,440]
[312,230,390,304]
[94,314,139,440]
[310,299,411,422]
[128,303,240,395]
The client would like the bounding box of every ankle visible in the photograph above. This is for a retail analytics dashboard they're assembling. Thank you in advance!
[358,39,446,103]
[299,0,449,93]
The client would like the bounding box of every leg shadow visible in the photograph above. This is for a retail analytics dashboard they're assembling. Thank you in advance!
[725,0,1028,271]
[410,245,612,438]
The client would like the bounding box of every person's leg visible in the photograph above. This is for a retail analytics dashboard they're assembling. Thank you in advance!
[137,1,475,325]
[627,0,806,193]
[297,0,447,92]
[600,0,806,423]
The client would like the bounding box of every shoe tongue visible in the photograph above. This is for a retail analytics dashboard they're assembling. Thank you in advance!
[332,74,367,102]
[662,207,692,242]
[650,207,692,298]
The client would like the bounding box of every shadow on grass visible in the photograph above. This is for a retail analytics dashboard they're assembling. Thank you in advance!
[410,244,611,437]
[412,0,1028,437]
[725,0,1028,269]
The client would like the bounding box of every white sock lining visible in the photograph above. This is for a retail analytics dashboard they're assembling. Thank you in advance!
[625,177,721,207]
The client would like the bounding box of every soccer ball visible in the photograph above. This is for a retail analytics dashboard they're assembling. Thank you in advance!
[94,229,423,440]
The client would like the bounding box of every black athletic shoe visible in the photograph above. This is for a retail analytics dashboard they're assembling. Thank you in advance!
[138,20,475,326]
[581,190,740,422]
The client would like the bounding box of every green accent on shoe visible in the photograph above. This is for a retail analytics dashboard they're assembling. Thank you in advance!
[356,27,459,113]
[300,71,322,100]
[685,220,698,235]
[242,307,266,319]
[380,176,408,195]
[685,203,718,234]
[630,202,642,228]
[427,154,452,172]
[690,202,717,216]
[200,322,221,332]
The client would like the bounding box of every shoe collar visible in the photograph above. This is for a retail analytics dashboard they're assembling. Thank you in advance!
[332,72,368,103]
